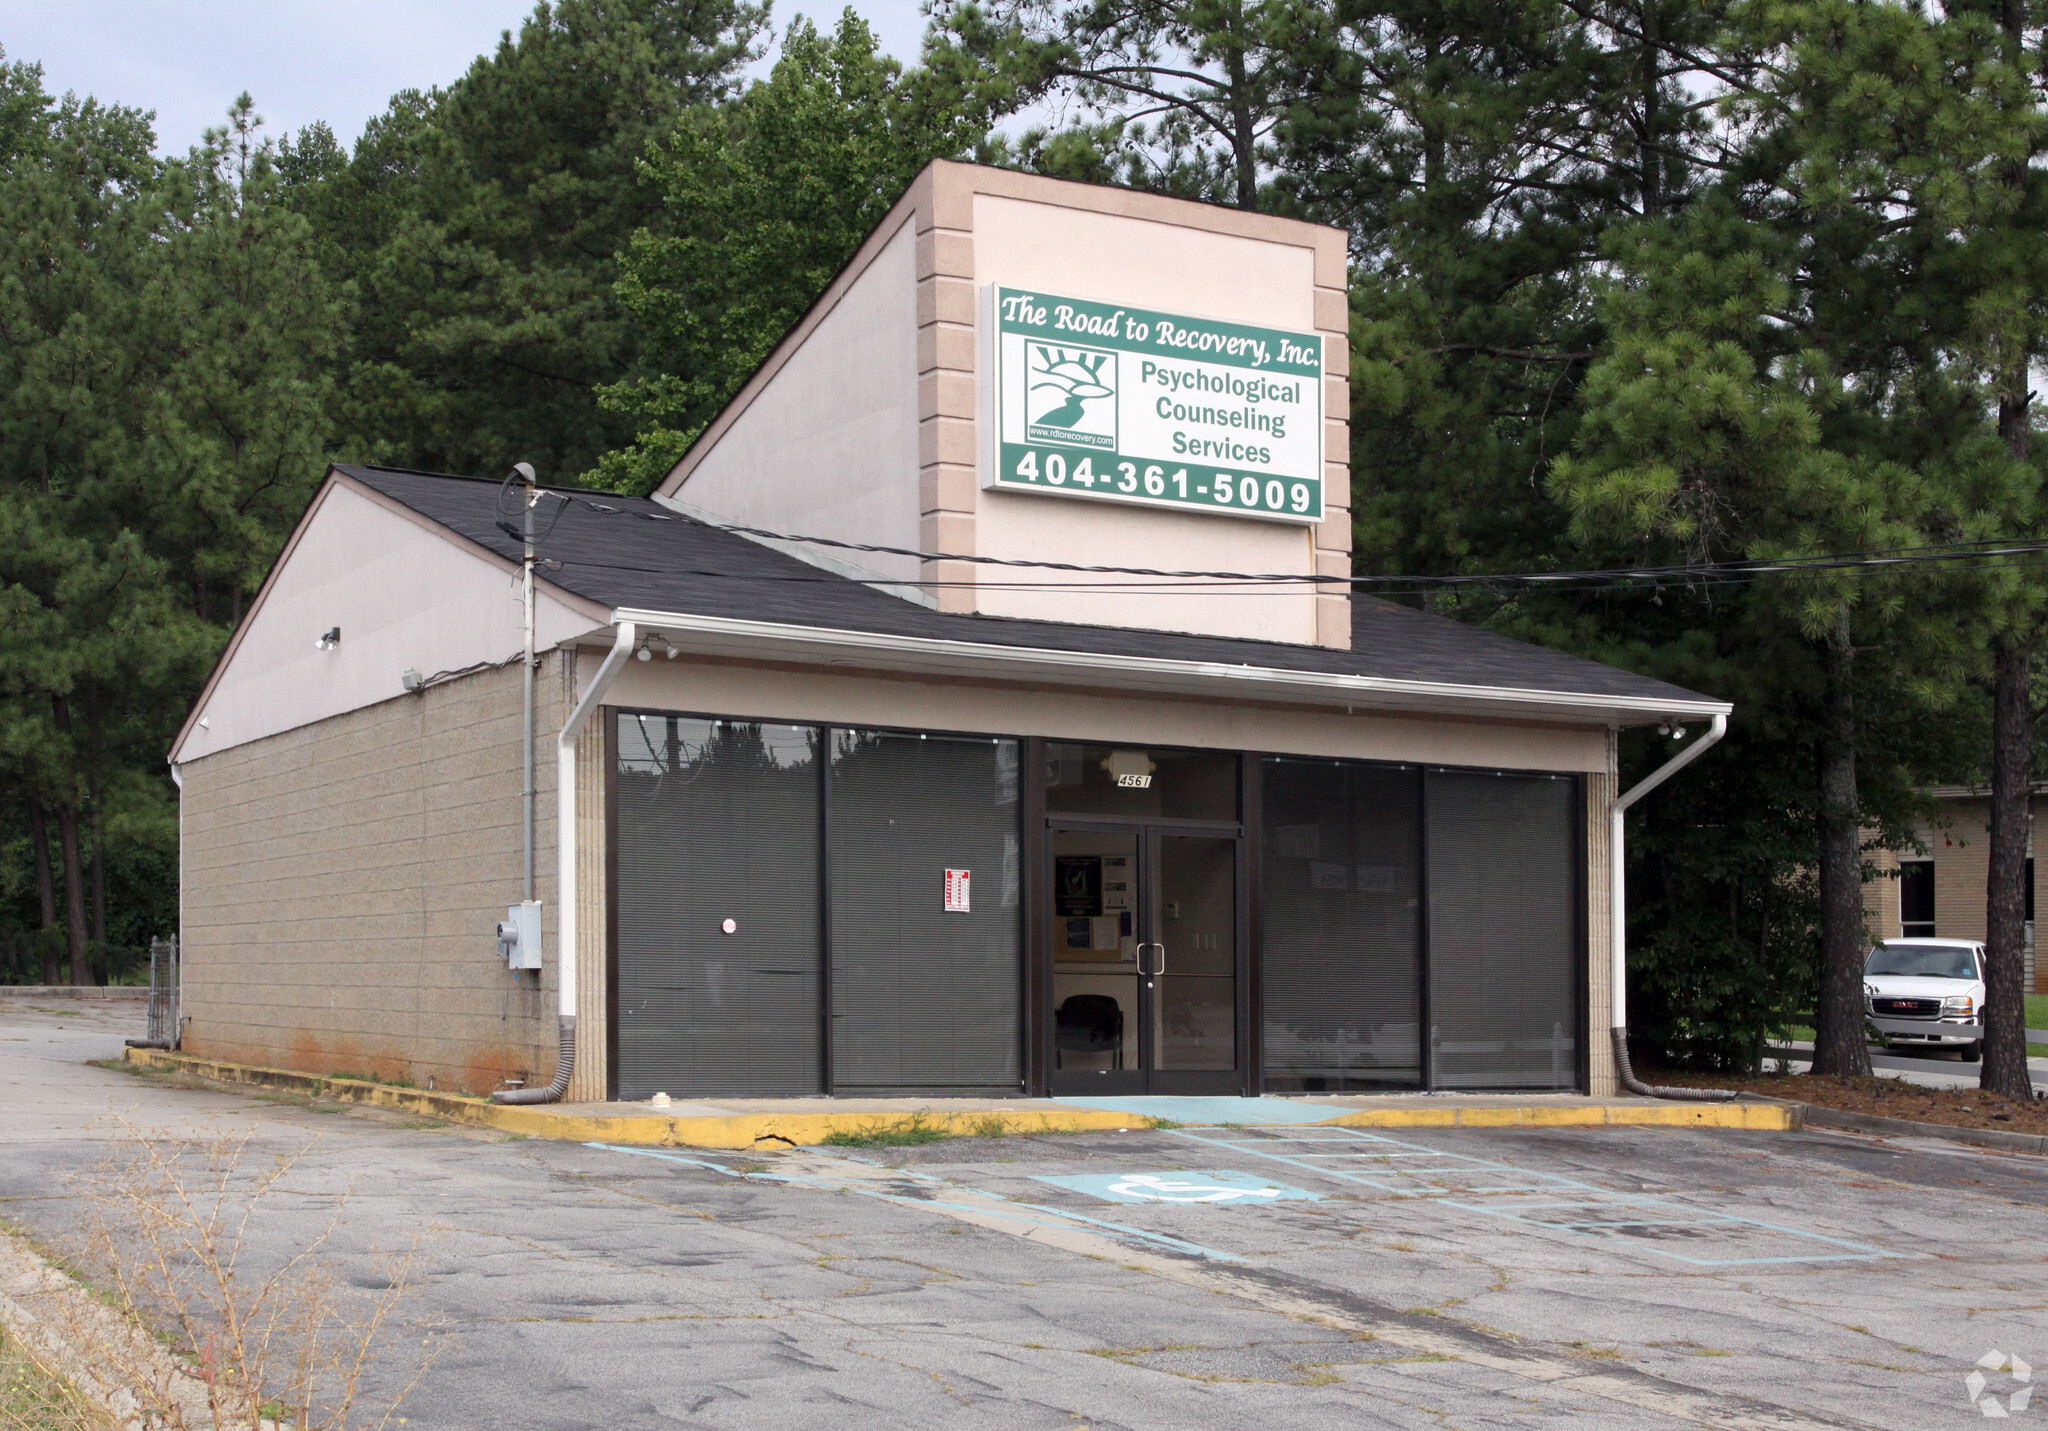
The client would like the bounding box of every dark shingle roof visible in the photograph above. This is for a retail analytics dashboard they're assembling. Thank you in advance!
[341,464,1719,711]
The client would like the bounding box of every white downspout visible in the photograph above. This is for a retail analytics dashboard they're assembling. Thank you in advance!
[495,620,638,1105]
[1610,711,1730,1100]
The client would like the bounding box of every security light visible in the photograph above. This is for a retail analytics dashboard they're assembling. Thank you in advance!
[315,627,341,651]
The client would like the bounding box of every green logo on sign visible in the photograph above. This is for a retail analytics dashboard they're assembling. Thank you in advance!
[1027,344,1117,448]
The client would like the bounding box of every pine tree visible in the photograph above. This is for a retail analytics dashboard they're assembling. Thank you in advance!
[298,0,770,483]
[594,10,989,492]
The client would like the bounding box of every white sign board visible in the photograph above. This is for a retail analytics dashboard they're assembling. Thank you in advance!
[944,868,971,913]
[985,286,1324,523]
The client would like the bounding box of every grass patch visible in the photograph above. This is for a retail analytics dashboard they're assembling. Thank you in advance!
[0,1326,105,1429]
[1145,1118,1185,1130]
[819,1112,954,1147]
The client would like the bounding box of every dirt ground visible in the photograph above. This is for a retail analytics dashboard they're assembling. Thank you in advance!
[1652,1065,2048,1133]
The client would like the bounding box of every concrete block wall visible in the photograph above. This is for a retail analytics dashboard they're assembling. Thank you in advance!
[178,655,570,1095]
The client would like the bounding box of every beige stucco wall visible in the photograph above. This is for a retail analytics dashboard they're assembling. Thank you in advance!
[178,655,570,1095]
[661,221,922,589]
[658,162,1353,649]
[964,192,1333,644]
[174,478,601,765]
[601,654,1614,774]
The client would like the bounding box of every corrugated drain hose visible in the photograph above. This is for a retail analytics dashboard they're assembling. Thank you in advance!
[1613,1026,1734,1102]
[495,1015,574,1104]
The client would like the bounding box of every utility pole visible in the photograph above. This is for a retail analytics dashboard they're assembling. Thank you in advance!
[518,461,538,903]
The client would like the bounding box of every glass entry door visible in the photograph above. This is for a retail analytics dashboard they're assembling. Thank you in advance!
[1047,825,1242,1094]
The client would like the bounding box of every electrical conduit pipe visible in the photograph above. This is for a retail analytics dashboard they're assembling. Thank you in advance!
[496,620,638,1105]
[1611,711,1733,1101]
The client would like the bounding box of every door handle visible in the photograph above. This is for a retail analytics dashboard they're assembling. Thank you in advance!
[1138,942,1165,976]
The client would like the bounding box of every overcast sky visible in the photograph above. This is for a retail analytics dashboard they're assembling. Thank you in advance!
[0,0,934,154]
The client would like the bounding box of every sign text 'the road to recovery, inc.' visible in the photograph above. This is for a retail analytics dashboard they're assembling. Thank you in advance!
[984,286,1324,523]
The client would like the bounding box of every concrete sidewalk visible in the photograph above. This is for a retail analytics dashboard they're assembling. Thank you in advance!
[124,1049,1796,1147]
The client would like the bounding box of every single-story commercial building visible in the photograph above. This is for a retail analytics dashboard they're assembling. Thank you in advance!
[169,162,1728,1102]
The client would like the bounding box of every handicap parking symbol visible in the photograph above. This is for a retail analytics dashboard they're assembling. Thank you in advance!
[1035,1169,1320,1205]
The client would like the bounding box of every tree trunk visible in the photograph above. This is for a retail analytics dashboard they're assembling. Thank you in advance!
[27,798,57,985]
[89,769,106,954]
[1226,42,1257,209]
[1810,607,1873,1076]
[1983,636,2033,1097]
[1638,0,1663,217]
[1984,380,2035,1097]
[54,803,94,986]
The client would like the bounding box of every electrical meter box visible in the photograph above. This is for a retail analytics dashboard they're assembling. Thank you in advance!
[498,901,542,970]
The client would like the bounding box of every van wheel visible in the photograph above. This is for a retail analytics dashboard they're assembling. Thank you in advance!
[1959,1042,1982,1062]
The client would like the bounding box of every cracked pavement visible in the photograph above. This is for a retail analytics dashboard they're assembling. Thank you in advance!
[3,1001,2045,1428]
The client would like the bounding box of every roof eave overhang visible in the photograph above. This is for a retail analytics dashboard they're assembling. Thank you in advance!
[607,608,1731,727]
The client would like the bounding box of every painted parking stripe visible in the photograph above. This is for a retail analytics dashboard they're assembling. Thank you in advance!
[586,1142,1249,1263]
[1170,1127,1910,1267]
[1034,1170,1321,1204]
[1051,1095,1341,1125]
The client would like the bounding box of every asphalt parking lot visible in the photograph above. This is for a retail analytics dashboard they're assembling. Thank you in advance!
[4,1002,2046,1429]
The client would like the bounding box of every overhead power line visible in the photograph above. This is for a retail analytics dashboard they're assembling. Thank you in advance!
[535,488,2048,595]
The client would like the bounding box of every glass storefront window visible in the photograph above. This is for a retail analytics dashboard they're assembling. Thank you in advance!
[1260,758,1422,1092]
[1044,743,1238,821]
[614,717,822,1099]
[1426,770,1577,1090]
[829,730,1021,1093]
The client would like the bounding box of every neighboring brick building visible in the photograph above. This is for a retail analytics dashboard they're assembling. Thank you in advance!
[1865,788,2045,991]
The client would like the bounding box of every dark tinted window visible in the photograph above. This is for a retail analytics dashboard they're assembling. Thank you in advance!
[614,717,821,1097]
[829,731,1021,1093]
[1260,759,1422,1092]
[1898,860,1934,937]
[1425,771,1578,1090]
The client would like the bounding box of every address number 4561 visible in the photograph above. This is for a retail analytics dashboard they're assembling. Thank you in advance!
[1011,450,1313,515]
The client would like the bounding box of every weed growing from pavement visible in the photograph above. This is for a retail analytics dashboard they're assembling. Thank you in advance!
[8,1112,444,1429]
[0,1326,106,1430]
[817,1111,1121,1146]
[821,1113,954,1147]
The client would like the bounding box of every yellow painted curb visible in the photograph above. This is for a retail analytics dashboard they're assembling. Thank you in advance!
[1319,1102,1799,1131]
[120,1049,1148,1147]
[122,1049,1799,1144]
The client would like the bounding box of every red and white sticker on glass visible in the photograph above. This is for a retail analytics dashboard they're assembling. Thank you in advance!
[944,868,971,913]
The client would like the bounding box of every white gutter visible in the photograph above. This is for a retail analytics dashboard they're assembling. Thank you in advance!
[1609,712,1730,1101]
[495,620,638,1105]
[612,608,1732,727]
